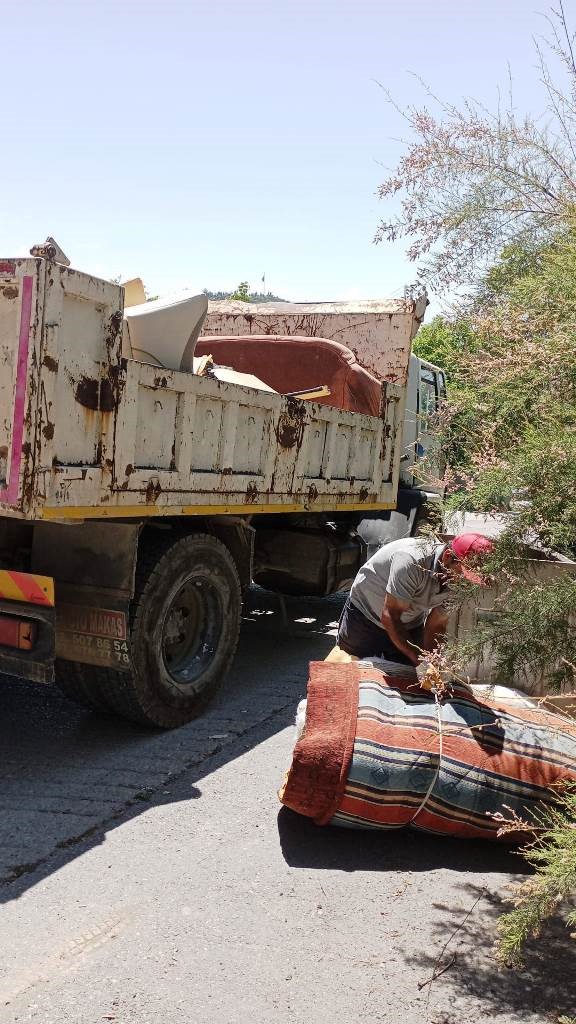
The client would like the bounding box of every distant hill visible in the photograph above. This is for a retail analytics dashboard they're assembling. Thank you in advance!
[202,289,287,303]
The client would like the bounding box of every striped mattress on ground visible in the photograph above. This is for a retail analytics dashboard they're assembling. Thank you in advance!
[279,662,576,841]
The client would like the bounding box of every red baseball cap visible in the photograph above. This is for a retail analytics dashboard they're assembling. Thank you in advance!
[450,533,495,584]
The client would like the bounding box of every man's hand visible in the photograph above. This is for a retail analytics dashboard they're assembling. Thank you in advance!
[416,658,431,680]
[380,593,420,665]
[416,658,435,691]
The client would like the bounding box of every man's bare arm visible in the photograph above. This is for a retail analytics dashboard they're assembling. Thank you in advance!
[381,593,420,665]
[422,602,448,651]
[422,606,448,654]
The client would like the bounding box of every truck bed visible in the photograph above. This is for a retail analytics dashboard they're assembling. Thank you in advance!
[0,258,410,522]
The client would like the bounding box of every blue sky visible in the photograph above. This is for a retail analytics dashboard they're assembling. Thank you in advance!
[2,0,551,308]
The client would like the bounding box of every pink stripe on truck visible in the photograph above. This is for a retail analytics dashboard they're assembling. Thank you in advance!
[0,275,33,506]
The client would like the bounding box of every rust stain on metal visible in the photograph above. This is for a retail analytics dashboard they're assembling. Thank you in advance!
[99,377,116,413]
[42,422,55,441]
[153,375,169,389]
[380,422,393,465]
[104,310,123,362]
[106,361,126,491]
[307,484,318,503]
[277,422,299,448]
[124,464,134,476]
[285,396,306,420]
[42,354,59,372]
[359,486,369,502]
[276,396,306,450]
[245,482,259,503]
[74,365,124,414]
[144,479,162,503]
[19,261,44,513]
[75,376,100,411]
[2,285,18,300]
[221,467,233,476]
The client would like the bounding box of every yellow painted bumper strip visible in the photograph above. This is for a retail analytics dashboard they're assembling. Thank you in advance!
[0,570,55,607]
[40,501,396,521]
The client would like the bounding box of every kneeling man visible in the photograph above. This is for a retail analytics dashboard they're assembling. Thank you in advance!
[337,533,494,665]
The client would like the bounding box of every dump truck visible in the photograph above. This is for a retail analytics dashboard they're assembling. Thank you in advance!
[0,244,443,726]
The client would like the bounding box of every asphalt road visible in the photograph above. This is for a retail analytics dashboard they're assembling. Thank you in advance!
[0,590,574,1024]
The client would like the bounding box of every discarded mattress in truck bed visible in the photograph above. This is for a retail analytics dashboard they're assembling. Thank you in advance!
[279,661,576,841]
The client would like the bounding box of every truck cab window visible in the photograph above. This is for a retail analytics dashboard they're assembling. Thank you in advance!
[418,368,437,427]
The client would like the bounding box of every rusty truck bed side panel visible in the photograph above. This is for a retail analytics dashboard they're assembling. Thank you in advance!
[0,261,412,522]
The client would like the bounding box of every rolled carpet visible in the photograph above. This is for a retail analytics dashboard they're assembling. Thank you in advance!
[279,662,576,841]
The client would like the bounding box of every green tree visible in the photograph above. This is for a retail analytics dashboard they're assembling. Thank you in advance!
[229,281,251,302]
[379,3,576,967]
[495,785,576,969]
[203,286,286,303]
[412,315,477,377]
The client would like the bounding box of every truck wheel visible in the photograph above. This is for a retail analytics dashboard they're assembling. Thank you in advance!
[55,660,113,713]
[56,532,242,728]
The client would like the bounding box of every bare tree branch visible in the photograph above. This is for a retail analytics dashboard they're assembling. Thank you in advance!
[376,4,576,289]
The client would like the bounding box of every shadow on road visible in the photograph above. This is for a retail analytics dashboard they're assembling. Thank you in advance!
[0,589,341,904]
[278,812,576,1020]
[404,882,576,1020]
[277,806,526,875]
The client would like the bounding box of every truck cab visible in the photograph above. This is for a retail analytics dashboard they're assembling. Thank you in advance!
[356,354,447,557]
[402,354,447,492]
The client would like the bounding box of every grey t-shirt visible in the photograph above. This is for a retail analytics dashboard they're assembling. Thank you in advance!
[349,538,447,630]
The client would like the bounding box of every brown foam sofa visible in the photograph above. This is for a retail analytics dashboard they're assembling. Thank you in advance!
[195,335,383,417]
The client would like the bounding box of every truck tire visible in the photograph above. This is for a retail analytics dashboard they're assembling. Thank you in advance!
[55,660,113,713]
[56,532,242,728]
